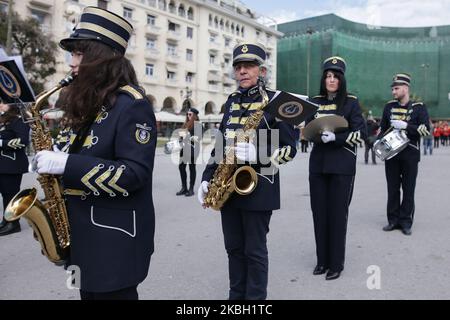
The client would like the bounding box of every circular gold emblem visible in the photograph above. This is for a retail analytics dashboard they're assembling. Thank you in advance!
[241,45,249,53]
[278,101,303,119]
[0,65,21,98]
[135,129,151,144]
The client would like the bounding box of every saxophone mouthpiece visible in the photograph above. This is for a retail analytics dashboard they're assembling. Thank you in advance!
[59,72,75,87]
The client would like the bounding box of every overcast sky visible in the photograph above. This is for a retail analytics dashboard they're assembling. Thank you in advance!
[241,0,450,27]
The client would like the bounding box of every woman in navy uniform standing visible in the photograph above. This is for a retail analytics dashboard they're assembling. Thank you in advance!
[198,43,298,299]
[308,57,366,280]
[34,7,156,300]
[0,102,30,236]
[176,107,200,197]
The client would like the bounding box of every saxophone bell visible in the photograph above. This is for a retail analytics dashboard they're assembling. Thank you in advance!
[4,73,73,265]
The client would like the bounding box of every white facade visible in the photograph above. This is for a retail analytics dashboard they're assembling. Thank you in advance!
[2,0,282,119]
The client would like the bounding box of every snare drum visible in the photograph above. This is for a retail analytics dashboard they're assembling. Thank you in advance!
[164,140,182,154]
[374,130,409,161]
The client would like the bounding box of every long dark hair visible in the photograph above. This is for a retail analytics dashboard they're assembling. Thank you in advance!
[182,112,199,131]
[319,70,348,113]
[62,40,139,130]
[0,104,20,125]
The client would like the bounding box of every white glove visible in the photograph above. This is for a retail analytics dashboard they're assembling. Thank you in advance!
[235,142,257,162]
[0,139,3,147]
[34,145,69,175]
[321,131,336,143]
[197,181,209,206]
[391,120,407,130]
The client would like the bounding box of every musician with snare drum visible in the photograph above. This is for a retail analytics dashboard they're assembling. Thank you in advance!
[377,73,430,236]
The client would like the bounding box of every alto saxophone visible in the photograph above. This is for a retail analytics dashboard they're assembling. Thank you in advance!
[5,74,74,265]
[204,79,270,210]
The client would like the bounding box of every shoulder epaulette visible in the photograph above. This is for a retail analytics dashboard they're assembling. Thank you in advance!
[347,94,358,99]
[387,100,397,104]
[312,95,325,99]
[118,85,144,100]
[412,102,424,106]
[230,91,240,98]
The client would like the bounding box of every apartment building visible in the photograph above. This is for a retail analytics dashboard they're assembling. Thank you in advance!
[2,0,282,122]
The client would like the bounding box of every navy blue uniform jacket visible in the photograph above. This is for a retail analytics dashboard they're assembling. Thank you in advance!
[308,95,367,175]
[378,100,430,162]
[202,86,298,211]
[0,116,30,174]
[56,86,156,292]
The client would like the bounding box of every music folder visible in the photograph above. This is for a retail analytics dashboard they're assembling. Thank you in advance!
[0,49,35,104]
[264,90,318,126]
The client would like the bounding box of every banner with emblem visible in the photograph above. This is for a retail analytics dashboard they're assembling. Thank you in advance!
[265,91,318,126]
[0,49,35,104]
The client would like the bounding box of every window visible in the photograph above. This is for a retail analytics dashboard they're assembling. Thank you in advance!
[209,55,216,64]
[187,7,194,20]
[145,64,154,77]
[123,7,133,20]
[97,0,107,9]
[158,0,166,10]
[224,37,231,47]
[178,5,185,17]
[186,49,193,61]
[168,1,176,14]
[30,9,46,24]
[209,33,217,43]
[186,72,194,83]
[187,27,193,39]
[168,22,176,31]
[167,71,176,80]
[224,57,230,66]
[148,0,156,7]
[147,14,156,25]
[167,43,177,55]
[146,38,156,49]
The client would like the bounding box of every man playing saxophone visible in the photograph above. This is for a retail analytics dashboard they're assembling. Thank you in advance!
[33,7,156,300]
[198,43,298,300]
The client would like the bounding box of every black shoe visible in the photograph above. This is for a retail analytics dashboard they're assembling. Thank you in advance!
[401,227,412,236]
[185,188,194,197]
[313,265,328,275]
[0,222,21,236]
[382,223,398,231]
[0,219,7,229]
[325,270,341,280]
[176,187,187,196]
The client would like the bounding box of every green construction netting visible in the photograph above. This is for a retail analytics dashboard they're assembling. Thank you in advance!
[277,15,450,119]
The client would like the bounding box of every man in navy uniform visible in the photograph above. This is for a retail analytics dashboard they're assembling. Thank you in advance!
[197,43,298,299]
[379,73,430,236]
[34,6,156,299]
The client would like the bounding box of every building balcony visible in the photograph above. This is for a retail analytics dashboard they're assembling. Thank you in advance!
[224,87,234,95]
[208,83,220,92]
[146,24,161,35]
[209,62,221,72]
[166,54,180,64]
[145,48,160,60]
[125,46,137,56]
[142,76,158,85]
[209,40,221,49]
[166,78,178,87]
[167,30,181,41]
